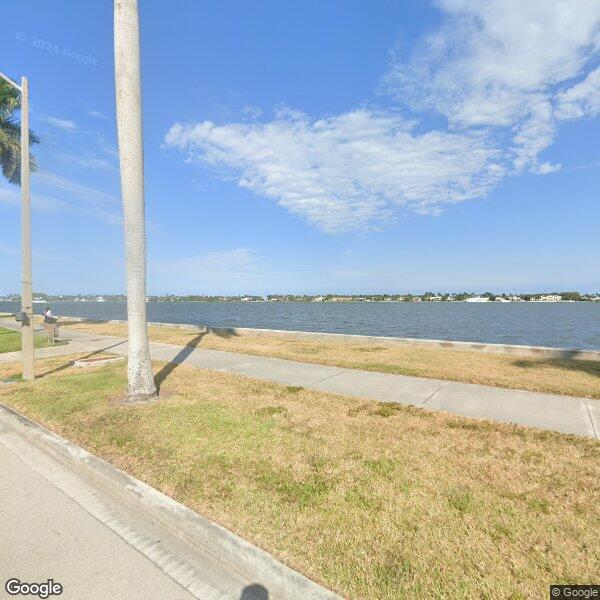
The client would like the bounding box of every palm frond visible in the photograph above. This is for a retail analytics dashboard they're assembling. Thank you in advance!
[0,80,20,119]
[0,81,39,185]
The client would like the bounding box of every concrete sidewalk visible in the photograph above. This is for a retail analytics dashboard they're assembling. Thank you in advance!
[1,319,599,439]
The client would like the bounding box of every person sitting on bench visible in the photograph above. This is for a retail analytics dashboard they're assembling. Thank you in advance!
[43,307,58,342]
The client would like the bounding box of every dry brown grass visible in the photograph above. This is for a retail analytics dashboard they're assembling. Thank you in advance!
[63,320,600,399]
[0,354,598,599]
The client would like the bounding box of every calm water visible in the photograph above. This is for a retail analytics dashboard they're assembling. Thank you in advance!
[2,300,600,350]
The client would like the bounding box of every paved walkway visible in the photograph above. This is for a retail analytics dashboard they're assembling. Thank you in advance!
[0,419,269,599]
[1,319,598,439]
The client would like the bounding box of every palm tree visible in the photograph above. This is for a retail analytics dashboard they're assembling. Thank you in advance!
[114,0,157,401]
[0,80,38,184]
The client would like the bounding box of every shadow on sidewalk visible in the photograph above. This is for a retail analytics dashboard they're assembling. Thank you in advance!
[32,324,240,388]
[240,584,268,599]
[154,332,207,391]
[153,327,239,391]
[38,341,127,379]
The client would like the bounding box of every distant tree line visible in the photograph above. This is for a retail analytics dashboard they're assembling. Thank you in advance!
[2,291,599,303]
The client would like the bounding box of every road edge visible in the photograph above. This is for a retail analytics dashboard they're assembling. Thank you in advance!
[0,402,342,600]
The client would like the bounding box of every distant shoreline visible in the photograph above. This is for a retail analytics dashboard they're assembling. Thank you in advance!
[3,296,600,305]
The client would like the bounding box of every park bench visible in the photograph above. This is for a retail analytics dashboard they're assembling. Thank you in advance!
[43,316,59,343]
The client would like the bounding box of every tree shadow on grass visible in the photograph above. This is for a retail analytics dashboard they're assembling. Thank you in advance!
[511,356,600,378]
[38,341,126,379]
[154,327,239,391]
[30,324,241,388]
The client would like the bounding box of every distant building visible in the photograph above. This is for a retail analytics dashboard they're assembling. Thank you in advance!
[465,296,490,302]
[538,294,562,302]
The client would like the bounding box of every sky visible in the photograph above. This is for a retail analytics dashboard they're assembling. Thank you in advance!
[1,0,599,296]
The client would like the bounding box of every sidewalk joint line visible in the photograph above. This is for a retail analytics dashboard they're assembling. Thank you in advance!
[584,399,598,439]
[420,382,448,406]
[313,370,349,384]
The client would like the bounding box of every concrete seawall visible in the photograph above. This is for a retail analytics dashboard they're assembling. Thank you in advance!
[59,316,600,362]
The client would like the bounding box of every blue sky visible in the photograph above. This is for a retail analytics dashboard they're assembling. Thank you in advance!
[1,0,599,295]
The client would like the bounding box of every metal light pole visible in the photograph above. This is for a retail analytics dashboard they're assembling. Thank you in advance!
[0,71,34,380]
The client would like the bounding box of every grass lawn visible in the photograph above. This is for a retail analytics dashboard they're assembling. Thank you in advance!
[63,320,600,399]
[0,325,61,354]
[0,354,598,599]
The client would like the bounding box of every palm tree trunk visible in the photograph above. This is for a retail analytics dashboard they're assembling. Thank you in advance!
[114,0,156,400]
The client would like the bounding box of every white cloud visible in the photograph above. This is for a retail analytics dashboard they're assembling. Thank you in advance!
[36,171,119,206]
[36,172,122,225]
[0,184,63,212]
[555,67,600,120]
[0,243,70,262]
[535,161,562,175]
[242,105,263,120]
[165,0,600,233]
[0,244,19,256]
[56,153,117,172]
[154,249,254,271]
[151,249,260,291]
[96,135,119,158]
[1,174,121,225]
[87,110,108,119]
[0,187,18,206]
[384,0,600,172]
[166,110,504,232]
[387,0,600,124]
[45,116,77,131]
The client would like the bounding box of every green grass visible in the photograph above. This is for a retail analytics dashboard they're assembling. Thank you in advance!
[0,355,598,599]
[0,325,62,354]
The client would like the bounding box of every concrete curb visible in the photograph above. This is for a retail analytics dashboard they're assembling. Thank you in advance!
[60,316,600,361]
[0,403,341,600]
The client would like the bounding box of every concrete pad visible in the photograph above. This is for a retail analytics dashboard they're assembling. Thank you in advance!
[426,382,596,437]
[309,369,445,406]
